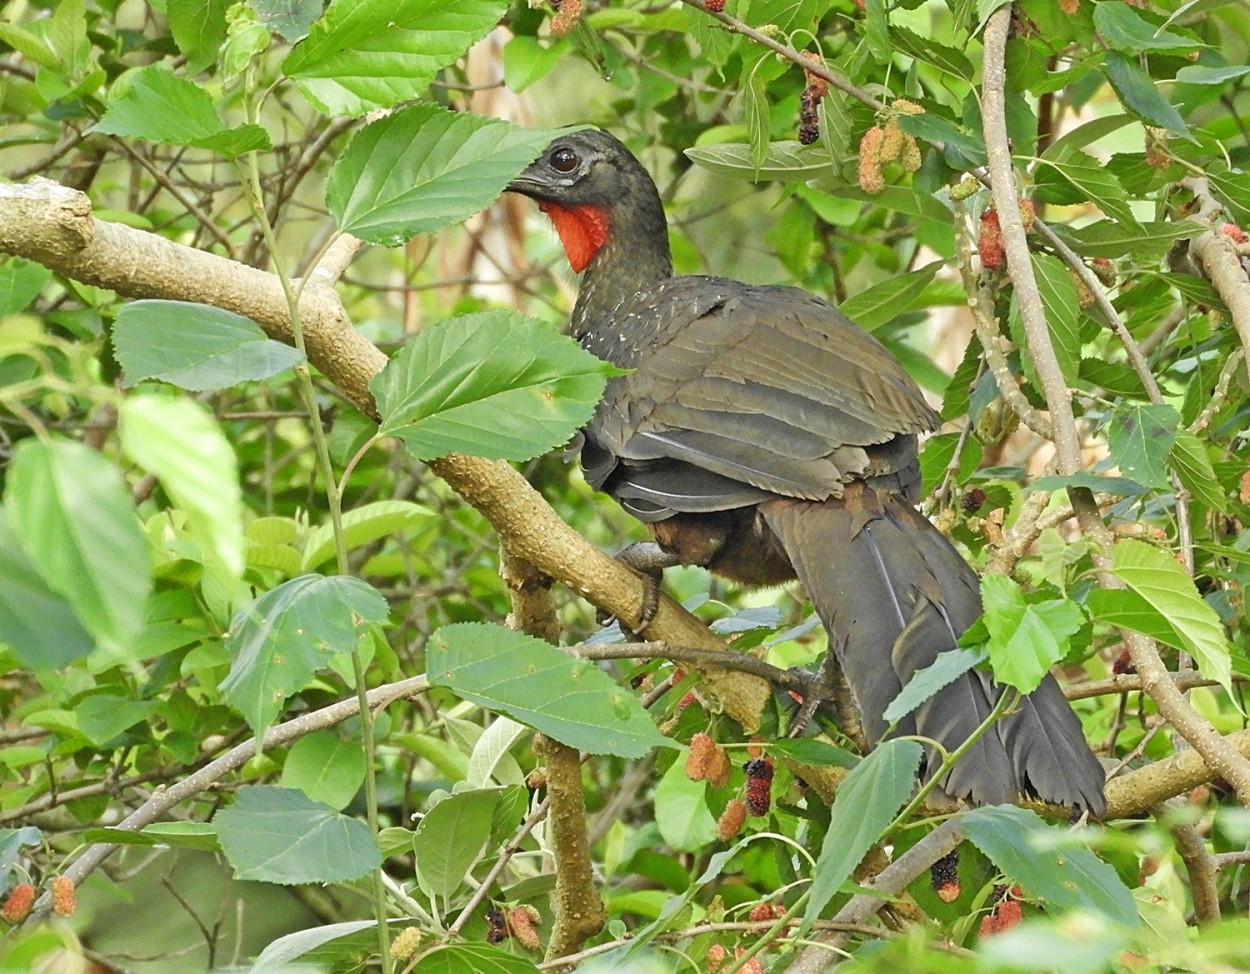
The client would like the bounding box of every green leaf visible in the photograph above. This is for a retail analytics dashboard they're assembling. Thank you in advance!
[409,944,543,974]
[1106,402,1180,490]
[654,758,718,852]
[1035,153,1141,230]
[1062,219,1204,259]
[279,731,366,810]
[685,141,838,182]
[216,785,381,884]
[863,0,891,62]
[326,106,567,247]
[91,65,270,156]
[981,576,1084,693]
[373,311,615,462]
[840,261,943,332]
[896,112,987,168]
[86,822,220,853]
[4,439,151,652]
[1169,429,1227,512]
[963,805,1138,926]
[1092,538,1231,694]
[502,35,566,92]
[1103,50,1193,140]
[884,648,987,725]
[412,789,502,899]
[113,300,304,391]
[1030,253,1083,385]
[891,26,974,81]
[1207,163,1250,224]
[802,739,922,932]
[221,574,389,736]
[77,695,159,746]
[282,0,507,116]
[302,499,434,570]
[1093,2,1199,52]
[254,921,426,971]
[1175,64,1250,85]
[743,65,770,177]
[252,0,321,42]
[167,0,231,73]
[769,738,860,769]
[427,623,672,758]
[0,258,52,315]
[0,505,95,668]
[119,394,246,580]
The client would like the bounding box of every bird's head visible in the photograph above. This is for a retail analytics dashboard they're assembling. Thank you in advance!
[508,129,667,274]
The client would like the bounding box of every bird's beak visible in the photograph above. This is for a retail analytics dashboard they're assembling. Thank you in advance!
[505,166,545,199]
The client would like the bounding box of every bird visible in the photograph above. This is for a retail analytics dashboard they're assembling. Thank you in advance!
[507,128,1106,817]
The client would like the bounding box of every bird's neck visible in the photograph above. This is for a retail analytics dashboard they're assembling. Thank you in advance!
[569,189,673,340]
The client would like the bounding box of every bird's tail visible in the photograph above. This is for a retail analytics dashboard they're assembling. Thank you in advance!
[759,487,1106,817]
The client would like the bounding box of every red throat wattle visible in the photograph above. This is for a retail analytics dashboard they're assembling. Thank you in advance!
[537,201,610,274]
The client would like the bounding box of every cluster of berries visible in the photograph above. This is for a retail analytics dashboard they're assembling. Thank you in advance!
[1,876,75,924]
[857,101,925,194]
[486,904,544,950]
[685,733,776,840]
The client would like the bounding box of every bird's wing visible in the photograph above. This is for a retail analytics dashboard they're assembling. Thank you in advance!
[586,278,937,506]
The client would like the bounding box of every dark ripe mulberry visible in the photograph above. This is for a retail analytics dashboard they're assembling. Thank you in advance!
[929,850,961,903]
[744,757,774,816]
[799,87,823,145]
[486,909,508,944]
[961,488,987,513]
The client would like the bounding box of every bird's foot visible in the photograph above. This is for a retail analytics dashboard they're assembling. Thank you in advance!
[597,542,677,638]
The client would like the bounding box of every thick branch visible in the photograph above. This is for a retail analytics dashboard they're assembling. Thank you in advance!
[0,178,773,735]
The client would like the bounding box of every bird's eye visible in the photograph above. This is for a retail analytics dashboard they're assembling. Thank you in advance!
[550,147,579,173]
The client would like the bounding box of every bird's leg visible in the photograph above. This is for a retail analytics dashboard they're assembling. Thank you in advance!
[612,541,680,636]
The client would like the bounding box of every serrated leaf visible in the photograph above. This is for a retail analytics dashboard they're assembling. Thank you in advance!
[840,261,943,332]
[167,0,230,73]
[413,789,502,899]
[769,738,860,769]
[1094,3,1199,53]
[685,141,837,182]
[302,500,434,570]
[802,739,922,933]
[1107,402,1179,490]
[863,0,891,61]
[120,394,245,580]
[896,112,987,168]
[113,300,304,391]
[1207,163,1250,224]
[427,623,672,758]
[1035,153,1141,230]
[252,0,321,42]
[326,106,569,246]
[1094,538,1230,692]
[91,65,270,156]
[216,785,380,884]
[372,311,614,462]
[0,505,95,668]
[981,576,1084,693]
[884,647,987,725]
[221,574,389,736]
[282,0,506,116]
[1103,50,1193,140]
[1062,219,1203,259]
[280,731,366,810]
[4,439,150,653]
[1169,429,1227,512]
[1030,253,1083,385]
[963,805,1138,925]
[892,26,974,80]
